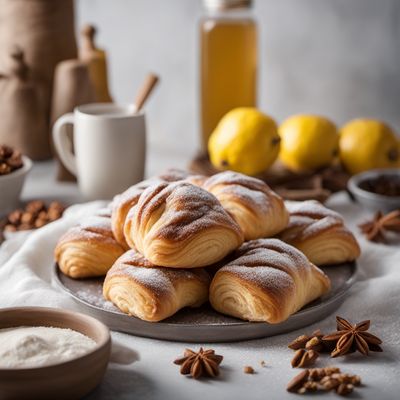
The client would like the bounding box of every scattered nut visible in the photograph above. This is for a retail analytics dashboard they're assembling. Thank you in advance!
[291,349,319,368]
[336,383,354,396]
[288,334,310,350]
[320,376,340,390]
[26,200,45,214]
[311,329,324,338]
[351,375,361,386]
[291,349,305,368]
[288,366,361,397]
[7,210,23,225]
[34,218,47,228]
[1,201,65,236]
[305,336,324,352]
[309,367,326,380]
[21,212,34,224]
[297,386,307,394]
[287,370,309,392]
[303,381,318,392]
[243,366,255,374]
[288,329,332,354]
[324,366,340,375]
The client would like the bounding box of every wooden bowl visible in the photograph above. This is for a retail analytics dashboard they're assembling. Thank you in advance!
[0,307,111,400]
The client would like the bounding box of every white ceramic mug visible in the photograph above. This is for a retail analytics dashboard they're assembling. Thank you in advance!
[52,103,146,200]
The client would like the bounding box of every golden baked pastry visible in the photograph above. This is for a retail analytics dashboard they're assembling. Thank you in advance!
[111,169,190,249]
[278,200,361,266]
[55,208,125,278]
[209,238,331,324]
[103,249,210,322]
[124,181,244,268]
[201,171,289,240]
[111,179,160,249]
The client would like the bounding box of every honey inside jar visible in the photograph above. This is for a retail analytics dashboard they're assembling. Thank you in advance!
[200,1,257,149]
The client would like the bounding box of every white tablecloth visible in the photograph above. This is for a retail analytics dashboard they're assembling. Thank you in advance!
[0,194,399,400]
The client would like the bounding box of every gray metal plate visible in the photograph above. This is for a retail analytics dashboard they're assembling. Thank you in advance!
[53,263,356,343]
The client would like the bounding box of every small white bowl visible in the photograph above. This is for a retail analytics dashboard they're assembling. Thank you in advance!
[0,155,32,215]
[348,168,400,212]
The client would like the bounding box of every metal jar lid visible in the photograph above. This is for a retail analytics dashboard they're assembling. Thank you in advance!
[203,0,252,12]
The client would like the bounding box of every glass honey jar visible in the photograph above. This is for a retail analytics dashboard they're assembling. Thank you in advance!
[200,0,258,149]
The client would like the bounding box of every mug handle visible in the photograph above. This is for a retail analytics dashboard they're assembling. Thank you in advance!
[52,113,77,176]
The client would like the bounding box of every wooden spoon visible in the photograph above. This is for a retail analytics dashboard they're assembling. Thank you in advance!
[133,73,159,112]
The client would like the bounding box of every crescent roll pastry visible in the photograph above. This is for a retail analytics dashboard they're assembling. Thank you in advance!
[111,169,190,249]
[278,200,361,266]
[112,178,161,249]
[103,249,210,322]
[209,239,331,324]
[201,171,289,240]
[55,209,125,278]
[124,181,244,268]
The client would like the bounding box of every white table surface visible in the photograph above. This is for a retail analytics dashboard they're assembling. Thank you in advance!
[6,160,400,400]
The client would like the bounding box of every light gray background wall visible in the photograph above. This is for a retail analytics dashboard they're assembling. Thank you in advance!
[76,0,400,173]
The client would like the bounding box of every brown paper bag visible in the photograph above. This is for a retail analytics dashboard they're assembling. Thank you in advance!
[0,0,77,160]
[0,48,47,158]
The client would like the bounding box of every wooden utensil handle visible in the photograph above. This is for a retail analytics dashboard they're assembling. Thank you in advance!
[134,73,159,112]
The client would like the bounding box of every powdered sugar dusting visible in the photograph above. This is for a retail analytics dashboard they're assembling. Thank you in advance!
[203,171,281,213]
[121,266,174,295]
[80,214,112,233]
[301,216,343,238]
[281,200,347,241]
[58,208,122,247]
[285,200,343,221]
[136,181,242,241]
[107,249,210,295]
[76,287,117,312]
[220,239,308,288]
[225,265,294,292]
[114,178,162,211]
[114,169,191,213]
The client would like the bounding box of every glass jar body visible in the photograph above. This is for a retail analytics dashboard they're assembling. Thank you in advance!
[200,8,258,149]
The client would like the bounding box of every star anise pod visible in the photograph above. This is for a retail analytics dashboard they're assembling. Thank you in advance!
[322,316,383,357]
[173,347,223,379]
[359,210,400,243]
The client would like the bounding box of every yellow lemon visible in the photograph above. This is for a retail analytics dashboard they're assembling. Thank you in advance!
[208,108,280,176]
[339,119,399,175]
[279,115,338,172]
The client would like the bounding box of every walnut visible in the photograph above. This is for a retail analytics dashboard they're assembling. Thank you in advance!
[0,145,23,174]
[1,201,65,236]
[26,200,46,214]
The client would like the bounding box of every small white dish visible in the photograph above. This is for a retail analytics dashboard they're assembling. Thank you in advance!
[348,168,400,212]
[0,155,32,215]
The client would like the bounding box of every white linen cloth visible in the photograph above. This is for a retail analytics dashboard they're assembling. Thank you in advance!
[0,194,399,400]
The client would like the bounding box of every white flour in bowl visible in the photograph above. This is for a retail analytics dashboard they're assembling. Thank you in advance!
[0,326,96,368]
